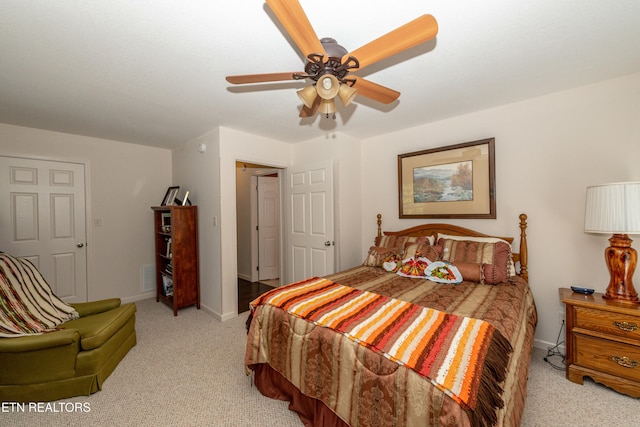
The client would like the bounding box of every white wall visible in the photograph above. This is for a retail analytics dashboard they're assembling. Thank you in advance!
[235,163,253,281]
[360,72,640,348]
[173,126,293,319]
[171,129,222,317]
[0,123,172,303]
[218,128,293,319]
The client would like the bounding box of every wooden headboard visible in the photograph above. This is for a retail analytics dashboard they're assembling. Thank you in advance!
[376,213,529,281]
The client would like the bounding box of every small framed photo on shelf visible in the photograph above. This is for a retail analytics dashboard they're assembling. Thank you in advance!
[161,213,171,233]
[175,189,191,206]
[161,186,180,206]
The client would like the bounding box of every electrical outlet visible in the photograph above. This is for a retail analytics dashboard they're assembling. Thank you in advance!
[558,310,565,325]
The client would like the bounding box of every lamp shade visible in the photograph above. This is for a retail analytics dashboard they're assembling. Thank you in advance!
[318,98,336,115]
[337,84,358,107]
[297,85,318,109]
[585,182,640,234]
[316,74,340,100]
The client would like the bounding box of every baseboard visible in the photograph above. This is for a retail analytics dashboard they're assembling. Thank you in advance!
[121,292,155,304]
[533,338,565,354]
[237,273,252,282]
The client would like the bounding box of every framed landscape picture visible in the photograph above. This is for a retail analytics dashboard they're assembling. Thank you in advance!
[398,138,496,219]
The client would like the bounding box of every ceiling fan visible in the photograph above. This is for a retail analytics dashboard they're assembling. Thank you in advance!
[225,0,438,119]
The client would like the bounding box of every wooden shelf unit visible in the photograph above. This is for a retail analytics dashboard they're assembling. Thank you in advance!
[152,205,200,315]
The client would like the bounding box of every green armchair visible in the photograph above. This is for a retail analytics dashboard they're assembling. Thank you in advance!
[0,298,136,402]
[0,253,136,402]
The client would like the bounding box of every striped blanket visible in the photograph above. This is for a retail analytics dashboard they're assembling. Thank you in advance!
[0,252,78,337]
[251,277,513,424]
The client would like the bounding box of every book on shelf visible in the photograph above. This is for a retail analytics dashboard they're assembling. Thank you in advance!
[166,238,172,258]
[162,275,173,297]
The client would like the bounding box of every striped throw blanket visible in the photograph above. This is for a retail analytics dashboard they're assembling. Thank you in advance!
[0,252,78,337]
[251,277,512,420]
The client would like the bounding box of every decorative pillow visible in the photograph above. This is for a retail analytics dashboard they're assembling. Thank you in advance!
[376,234,435,248]
[449,262,484,283]
[438,238,511,284]
[425,262,463,284]
[410,235,436,246]
[437,233,516,276]
[382,252,403,272]
[363,246,403,267]
[376,235,409,249]
[480,263,510,285]
[396,257,431,278]
[403,241,442,262]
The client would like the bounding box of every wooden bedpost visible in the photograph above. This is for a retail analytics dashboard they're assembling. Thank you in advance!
[376,214,382,244]
[519,213,528,282]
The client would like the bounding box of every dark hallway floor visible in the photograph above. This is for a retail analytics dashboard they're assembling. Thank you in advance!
[237,278,273,313]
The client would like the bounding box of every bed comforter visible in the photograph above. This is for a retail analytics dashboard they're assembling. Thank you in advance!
[245,265,537,427]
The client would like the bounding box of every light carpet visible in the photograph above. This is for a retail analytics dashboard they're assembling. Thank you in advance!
[4,298,637,426]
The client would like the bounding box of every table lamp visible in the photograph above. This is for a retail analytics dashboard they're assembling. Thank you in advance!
[585,182,640,303]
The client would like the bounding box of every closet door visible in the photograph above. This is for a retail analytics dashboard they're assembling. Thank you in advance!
[0,155,88,302]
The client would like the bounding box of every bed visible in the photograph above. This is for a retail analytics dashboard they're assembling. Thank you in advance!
[245,213,537,427]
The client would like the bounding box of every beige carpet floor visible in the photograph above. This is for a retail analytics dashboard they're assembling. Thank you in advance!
[5,298,638,426]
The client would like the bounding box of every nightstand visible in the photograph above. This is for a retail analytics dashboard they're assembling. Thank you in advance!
[560,287,640,397]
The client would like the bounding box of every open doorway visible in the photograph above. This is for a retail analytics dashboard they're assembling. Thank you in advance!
[235,161,282,313]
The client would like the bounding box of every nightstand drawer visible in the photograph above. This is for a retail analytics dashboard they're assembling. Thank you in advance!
[575,334,640,382]
[575,306,640,343]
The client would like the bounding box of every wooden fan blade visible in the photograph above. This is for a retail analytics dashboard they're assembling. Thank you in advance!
[225,72,300,84]
[299,96,321,117]
[343,14,438,71]
[266,0,326,59]
[352,78,400,104]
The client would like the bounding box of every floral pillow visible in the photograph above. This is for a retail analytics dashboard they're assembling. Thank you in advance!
[396,257,431,278]
[425,262,463,284]
[382,252,403,272]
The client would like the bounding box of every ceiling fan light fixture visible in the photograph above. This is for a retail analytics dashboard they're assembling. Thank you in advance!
[316,74,340,100]
[318,98,336,117]
[338,84,358,107]
[226,3,439,120]
[297,85,318,109]
[320,37,348,58]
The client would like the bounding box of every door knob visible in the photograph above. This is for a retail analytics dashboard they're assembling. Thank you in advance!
[324,241,331,246]
[76,243,85,248]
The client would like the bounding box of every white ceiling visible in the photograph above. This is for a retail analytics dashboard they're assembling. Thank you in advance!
[1,1,639,149]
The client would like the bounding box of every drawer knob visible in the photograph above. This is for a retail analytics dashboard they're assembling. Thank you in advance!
[610,355,639,369]
[614,321,638,332]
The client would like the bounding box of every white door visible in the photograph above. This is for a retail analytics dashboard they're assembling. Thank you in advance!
[0,156,88,302]
[285,160,334,283]
[258,175,280,281]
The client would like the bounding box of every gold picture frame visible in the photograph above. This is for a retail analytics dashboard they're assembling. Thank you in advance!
[398,138,496,219]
